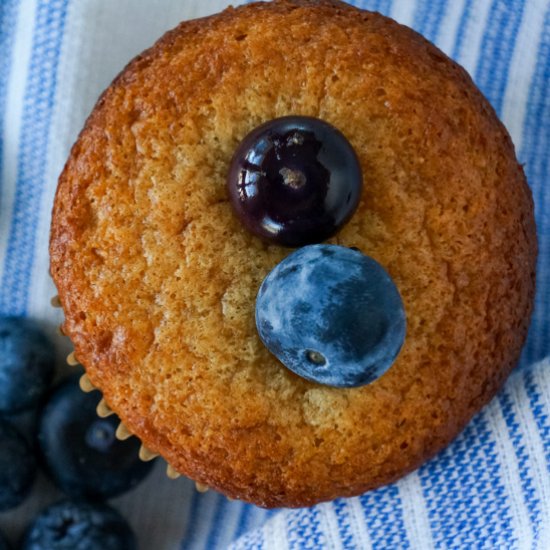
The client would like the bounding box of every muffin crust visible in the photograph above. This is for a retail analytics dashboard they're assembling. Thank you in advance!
[50,0,536,507]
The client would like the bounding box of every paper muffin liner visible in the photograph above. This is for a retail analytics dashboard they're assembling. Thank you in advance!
[51,294,212,493]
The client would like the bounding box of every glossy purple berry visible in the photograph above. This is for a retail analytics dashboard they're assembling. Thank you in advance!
[227,116,362,247]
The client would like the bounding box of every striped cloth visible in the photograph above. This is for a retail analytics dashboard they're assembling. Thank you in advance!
[0,0,548,548]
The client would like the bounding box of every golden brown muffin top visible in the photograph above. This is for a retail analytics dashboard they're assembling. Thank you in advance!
[50,0,536,507]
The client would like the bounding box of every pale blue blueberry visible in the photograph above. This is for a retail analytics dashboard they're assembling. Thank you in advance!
[256,244,406,387]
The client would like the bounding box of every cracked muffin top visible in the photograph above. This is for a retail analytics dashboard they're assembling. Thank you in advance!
[49,0,536,507]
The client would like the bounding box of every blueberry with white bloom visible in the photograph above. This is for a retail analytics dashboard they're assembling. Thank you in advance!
[256,244,406,387]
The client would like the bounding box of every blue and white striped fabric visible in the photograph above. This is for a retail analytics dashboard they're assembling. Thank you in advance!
[0,1,548,548]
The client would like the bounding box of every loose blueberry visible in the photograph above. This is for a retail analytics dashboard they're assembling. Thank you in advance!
[0,418,36,511]
[227,116,362,247]
[0,317,56,414]
[21,499,136,550]
[0,529,9,550]
[256,244,406,387]
[38,375,153,500]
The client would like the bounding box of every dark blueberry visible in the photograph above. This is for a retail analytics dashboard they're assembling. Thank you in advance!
[256,244,406,387]
[0,529,9,550]
[227,116,362,247]
[38,375,153,500]
[0,317,56,413]
[0,418,36,511]
[21,499,136,550]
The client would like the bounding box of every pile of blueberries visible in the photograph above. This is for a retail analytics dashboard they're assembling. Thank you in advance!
[0,316,153,550]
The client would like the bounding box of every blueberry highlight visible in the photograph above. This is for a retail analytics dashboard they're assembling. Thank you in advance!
[21,499,136,550]
[227,116,362,247]
[38,375,153,500]
[0,316,55,414]
[85,420,117,453]
[0,418,37,511]
[256,244,406,387]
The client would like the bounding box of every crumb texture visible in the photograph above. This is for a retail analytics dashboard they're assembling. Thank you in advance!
[50,0,536,507]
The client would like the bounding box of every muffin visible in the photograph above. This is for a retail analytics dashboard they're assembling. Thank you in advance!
[49,0,536,507]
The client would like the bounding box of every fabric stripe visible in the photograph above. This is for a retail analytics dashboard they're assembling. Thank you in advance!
[181,491,224,550]
[360,485,409,548]
[413,0,448,43]
[180,488,202,549]
[486,398,533,546]
[345,0,392,16]
[398,472,435,550]
[261,513,290,550]
[231,527,264,550]
[203,497,235,550]
[353,0,392,15]
[451,0,474,60]
[315,504,344,550]
[354,0,373,11]
[434,0,466,56]
[234,506,256,540]
[377,0,393,15]
[498,389,542,543]
[390,0,417,27]
[524,370,550,467]
[202,498,272,549]
[0,0,36,294]
[508,369,550,544]
[332,499,358,549]
[327,496,377,549]
[524,366,550,549]
[233,505,274,541]
[474,0,526,116]
[419,414,516,549]
[500,0,549,154]
[520,4,550,366]
[452,0,493,74]
[287,506,326,549]
[371,0,392,15]
[0,0,19,177]
[0,0,69,315]
[208,499,246,548]
[229,506,276,550]
[346,497,373,549]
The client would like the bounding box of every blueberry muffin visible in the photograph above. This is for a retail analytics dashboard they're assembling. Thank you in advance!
[49,0,536,507]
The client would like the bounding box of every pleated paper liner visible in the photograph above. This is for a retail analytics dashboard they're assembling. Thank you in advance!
[52,294,218,496]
